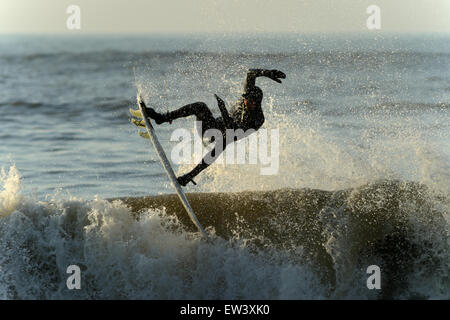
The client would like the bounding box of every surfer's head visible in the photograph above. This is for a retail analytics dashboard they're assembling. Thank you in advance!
[243,86,263,108]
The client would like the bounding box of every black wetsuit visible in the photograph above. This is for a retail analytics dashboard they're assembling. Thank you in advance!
[163,70,265,135]
[148,68,285,186]
[188,95,265,143]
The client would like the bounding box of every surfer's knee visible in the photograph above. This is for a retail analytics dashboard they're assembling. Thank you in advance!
[193,102,208,112]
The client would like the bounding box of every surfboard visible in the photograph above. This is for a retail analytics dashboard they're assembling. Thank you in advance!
[132,96,209,238]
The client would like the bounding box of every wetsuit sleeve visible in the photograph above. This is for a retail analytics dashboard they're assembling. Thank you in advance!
[243,69,266,93]
[244,69,286,92]
[214,94,233,128]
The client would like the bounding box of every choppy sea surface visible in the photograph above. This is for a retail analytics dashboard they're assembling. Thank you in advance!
[0,33,449,299]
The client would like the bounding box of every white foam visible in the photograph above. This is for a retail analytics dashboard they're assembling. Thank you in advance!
[0,166,324,299]
[1,163,448,299]
[0,166,23,217]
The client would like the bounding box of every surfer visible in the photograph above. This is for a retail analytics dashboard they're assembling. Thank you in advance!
[140,69,286,186]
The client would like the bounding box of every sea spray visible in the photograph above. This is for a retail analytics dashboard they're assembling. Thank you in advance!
[0,166,22,217]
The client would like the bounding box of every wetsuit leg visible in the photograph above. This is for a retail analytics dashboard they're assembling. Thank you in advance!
[168,102,225,144]
[146,101,216,126]
[166,102,215,125]
[159,102,228,186]
[178,142,226,186]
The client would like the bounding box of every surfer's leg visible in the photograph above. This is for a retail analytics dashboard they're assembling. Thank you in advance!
[167,102,215,123]
[147,102,216,125]
[177,143,226,186]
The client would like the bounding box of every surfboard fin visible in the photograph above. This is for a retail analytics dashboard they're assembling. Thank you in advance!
[131,118,145,127]
[138,131,150,139]
[129,108,143,118]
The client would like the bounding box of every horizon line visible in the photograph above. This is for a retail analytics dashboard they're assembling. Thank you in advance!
[1,30,450,37]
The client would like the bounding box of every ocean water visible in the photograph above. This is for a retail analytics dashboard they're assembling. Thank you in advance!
[0,33,449,299]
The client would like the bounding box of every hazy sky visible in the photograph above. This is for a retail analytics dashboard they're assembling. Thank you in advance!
[1,0,449,34]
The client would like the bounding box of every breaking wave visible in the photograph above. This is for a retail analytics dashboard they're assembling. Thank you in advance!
[0,166,448,299]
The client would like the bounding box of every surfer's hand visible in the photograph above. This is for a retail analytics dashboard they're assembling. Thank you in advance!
[214,94,224,105]
[265,70,286,83]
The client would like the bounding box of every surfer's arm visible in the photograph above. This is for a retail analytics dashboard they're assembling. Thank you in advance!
[214,94,233,128]
[243,69,264,92]
[243,69,286,92]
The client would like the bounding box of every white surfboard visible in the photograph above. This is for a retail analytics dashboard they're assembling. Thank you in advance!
[134,96,208,238]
